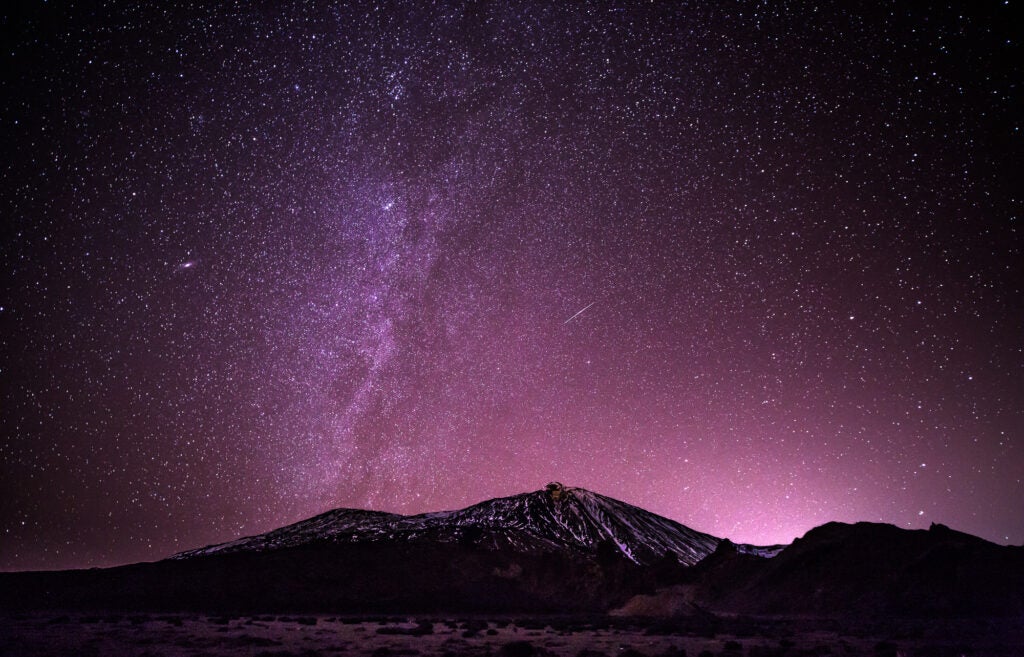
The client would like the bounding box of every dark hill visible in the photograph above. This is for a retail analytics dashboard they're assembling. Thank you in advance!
[688,521,1024,618]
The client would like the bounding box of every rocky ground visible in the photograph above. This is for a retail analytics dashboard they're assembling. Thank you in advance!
[1,612,1020,657]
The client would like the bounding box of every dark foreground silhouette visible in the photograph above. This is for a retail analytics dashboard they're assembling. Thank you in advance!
[2,486,1022,654]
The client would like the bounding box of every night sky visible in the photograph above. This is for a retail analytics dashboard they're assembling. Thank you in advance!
[2,2,1021,572]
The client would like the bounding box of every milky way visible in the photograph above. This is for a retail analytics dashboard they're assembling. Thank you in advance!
[2,2,1021,571]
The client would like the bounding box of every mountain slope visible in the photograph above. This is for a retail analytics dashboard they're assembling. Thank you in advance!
[174,483,722,566]
[671,521,1024,618]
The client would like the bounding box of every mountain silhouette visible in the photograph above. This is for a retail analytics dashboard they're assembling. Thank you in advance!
[1,485,1019,618]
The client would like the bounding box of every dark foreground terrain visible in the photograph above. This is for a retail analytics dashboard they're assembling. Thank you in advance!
[2,612,1021,657]
[3,488,1021,655]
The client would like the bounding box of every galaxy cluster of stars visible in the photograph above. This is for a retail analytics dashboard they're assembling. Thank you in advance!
[1,1,1021,571]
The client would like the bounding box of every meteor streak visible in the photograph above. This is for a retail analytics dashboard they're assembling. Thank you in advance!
[563,302,595,325]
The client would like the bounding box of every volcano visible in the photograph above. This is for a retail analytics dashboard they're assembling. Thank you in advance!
[173,482,747,566]
[0,483,777,613]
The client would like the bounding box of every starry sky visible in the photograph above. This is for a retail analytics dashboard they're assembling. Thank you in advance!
[2,1,1021,572]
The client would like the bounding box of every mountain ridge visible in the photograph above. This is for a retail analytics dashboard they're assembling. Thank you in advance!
[0,484,1020,618]
[173,483,769,566]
